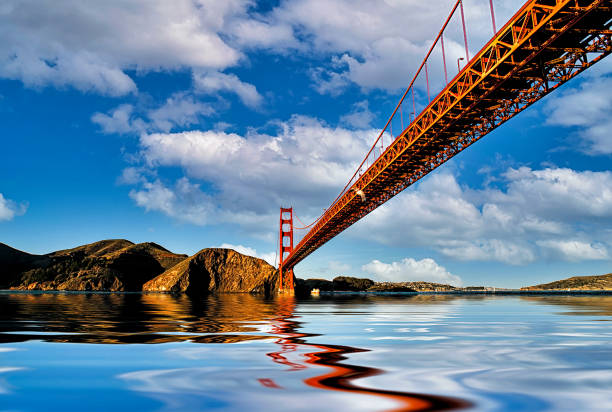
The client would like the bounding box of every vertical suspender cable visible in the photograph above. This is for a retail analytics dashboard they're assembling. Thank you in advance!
[460,0,470,61]
[441,34,448,84]
[489,0,497,34]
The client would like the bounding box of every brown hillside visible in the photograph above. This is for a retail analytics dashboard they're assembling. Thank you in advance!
[522,273,612,290]
[143,248,279,295]
[9,240,187,291]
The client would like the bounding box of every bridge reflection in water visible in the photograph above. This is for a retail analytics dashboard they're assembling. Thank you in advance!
[0,292,469,411]
[3,292,612,411]
[266,296,469,412]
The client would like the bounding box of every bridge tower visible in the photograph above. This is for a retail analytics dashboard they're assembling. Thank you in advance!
[278,207,294,294]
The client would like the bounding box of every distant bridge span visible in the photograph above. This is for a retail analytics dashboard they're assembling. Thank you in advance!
[278,0,612,291]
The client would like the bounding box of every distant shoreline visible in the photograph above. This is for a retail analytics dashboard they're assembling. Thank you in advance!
[318,290,612,296]
[2,289,612,296]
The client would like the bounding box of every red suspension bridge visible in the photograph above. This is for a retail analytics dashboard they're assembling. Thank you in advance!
[278,0,612,292]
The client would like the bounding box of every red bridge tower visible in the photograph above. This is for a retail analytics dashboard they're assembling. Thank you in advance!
[278,207,294,293]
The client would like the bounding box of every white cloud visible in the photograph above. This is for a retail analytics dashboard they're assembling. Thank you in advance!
[0,0,248,95]
[229,18,296,50]
[92,93,214,135]
[193,71,263,108]
[137,115,375,218]
[91,104,144,135]
[128,110,612,265]
[129,178,216,225]
[362,258,462,286]
[272,0,525,92]
[355,167,612,264]
[147,93,215,132]
[537,240,609,262]
[217,243,276,266]
[0,0,530,96]
[340,100,375,129]
[0,193,27,221]
[545,74,612,155]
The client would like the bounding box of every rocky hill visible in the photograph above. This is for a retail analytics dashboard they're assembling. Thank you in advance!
[143,248,279,295]
[522,273,612,290]
[5,240,188,291]
[1,240,280,295]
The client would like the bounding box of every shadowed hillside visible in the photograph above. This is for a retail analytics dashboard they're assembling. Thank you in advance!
[2,240,187,291]
[1,240,279,295]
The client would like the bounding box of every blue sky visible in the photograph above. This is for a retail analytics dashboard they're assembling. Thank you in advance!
[1,0,611,288]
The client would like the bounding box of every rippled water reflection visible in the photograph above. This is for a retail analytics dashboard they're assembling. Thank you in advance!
[1,292,611,411]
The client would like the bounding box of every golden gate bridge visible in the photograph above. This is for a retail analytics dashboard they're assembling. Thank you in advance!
[278,0,612,292]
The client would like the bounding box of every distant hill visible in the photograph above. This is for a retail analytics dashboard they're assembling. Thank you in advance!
[295,276,458,295]
[522,273,612,290]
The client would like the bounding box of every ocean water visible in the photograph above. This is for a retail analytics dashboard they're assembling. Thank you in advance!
[0,292,611,411]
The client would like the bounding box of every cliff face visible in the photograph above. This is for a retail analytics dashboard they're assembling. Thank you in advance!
[5,240,188,291]
[522,273,612,290]
[143,248,279,295]
[333,276,375,291]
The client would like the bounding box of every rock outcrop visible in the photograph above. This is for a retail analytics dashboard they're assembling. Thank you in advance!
[333,276,375,291]
[6,240,187,291]
[295,278,334,296]
[522,273,612,290]
[295,276,458,294]
[143,248,279,295]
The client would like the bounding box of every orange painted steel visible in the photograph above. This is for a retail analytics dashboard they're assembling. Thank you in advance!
[264,297,470,411]
[281,0,611,280]
[278,207,294,291]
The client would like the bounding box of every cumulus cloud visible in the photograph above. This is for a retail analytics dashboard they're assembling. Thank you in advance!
[0,0,529,97]
[272,0,524,92]
[0,0,249,95]
[362,258,462,286]
[537,240,609,262]
[545,74,612,155]
[0,193,27,221]
[148,93,215,132]
[355,167,612,264]
[126,104,612,264]
[193,71,263,108]
[92,93,214,135]
[217,243,276,266]
[91,104,144,135]
[137,115,375,217]
[129,178,216,225]
[340,100,375,129]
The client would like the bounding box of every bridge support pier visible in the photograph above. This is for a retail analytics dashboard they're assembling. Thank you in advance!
[278,207,295,294]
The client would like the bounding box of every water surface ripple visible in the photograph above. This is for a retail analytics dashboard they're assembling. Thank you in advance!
[0,292,611,411]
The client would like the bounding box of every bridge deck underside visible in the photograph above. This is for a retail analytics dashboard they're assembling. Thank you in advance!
[284,0,612,270]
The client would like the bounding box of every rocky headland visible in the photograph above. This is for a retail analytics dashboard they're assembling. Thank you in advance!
[143,248,279,295]
[1,240,279,294]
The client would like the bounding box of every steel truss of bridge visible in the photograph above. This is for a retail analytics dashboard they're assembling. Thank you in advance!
[278,0,612,287]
